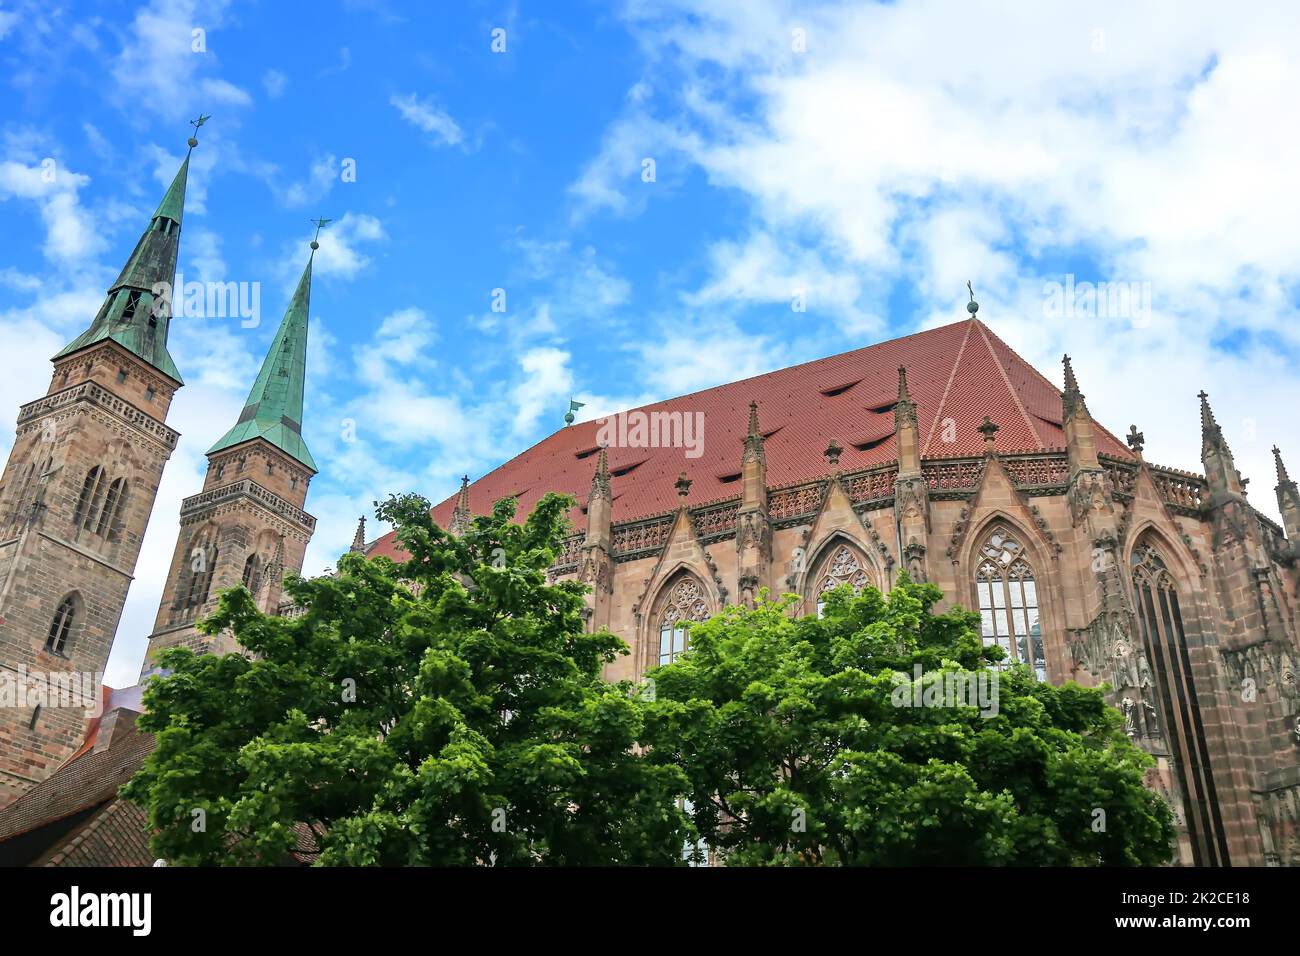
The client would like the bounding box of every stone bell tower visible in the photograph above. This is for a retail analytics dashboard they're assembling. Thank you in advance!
[0,128,199,807]
[140,236,321,676]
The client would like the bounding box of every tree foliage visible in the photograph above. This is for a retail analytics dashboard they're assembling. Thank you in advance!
[123,492,692,865]
[125,493,1171,866]
[642,579,1174,866]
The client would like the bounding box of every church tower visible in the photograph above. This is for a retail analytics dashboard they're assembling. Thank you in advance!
[140,237,320,675]
[0,131,197,806]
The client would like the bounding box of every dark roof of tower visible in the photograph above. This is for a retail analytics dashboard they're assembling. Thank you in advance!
[367,317,1135,560]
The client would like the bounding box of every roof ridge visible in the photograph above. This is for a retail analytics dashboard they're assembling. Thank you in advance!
[921,318,975,456]
[972,319,1044,447]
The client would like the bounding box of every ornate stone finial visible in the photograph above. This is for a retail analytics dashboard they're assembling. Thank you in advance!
[675,472,692,499]
[309,216,333,252]
[966,280,979,315]
[564,397,585,426]
[824,437,843,467]
[449,475,472,534]
[187,113,210,149]
[1127,425,1145,455]
[590,445,611,501]
[1062,354,1079,395]
[748,400,760,438]
[894,366,918,431]
[350,515,367,553]
[1273,445,1291,487]
[977,415,1000,450]
[1197,389,1233,462]
[1198,390,1216,429]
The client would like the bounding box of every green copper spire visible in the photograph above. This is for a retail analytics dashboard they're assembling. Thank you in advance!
[53,119,211,382]
[206,236,319,472]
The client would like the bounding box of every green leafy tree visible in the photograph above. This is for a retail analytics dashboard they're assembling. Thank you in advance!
[643,578,1174,866]
[123,492,692,866]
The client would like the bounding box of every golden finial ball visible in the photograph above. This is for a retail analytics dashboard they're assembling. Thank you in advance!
[187,137,199,148]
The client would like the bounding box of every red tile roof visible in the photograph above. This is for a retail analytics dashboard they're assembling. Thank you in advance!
[368,317,1133,559]
[0,714,154,845]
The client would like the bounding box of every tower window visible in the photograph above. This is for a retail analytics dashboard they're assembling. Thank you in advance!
[74,466,107,531]
[122,291,141,322]
[145,387,154,402]
[116,369,127,384]
[29,705,41,731]
[97,478,129,539]
[242,553,261,593]
[46,596,76,654]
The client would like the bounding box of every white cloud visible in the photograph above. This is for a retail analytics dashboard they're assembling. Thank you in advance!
[0,156,99,262]
[111,0,251,120]
[586,0,1300,517]
[262,68,288,99]
[390,92,464,147]
[283,154,340,208]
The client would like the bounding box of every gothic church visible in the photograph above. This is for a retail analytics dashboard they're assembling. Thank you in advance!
[1,129,1298,867]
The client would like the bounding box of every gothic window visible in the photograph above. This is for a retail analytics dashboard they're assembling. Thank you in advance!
[242,553,261,593]
[182,533,220,611]
[1130,541,1229,866]
[657,576,710,666]
[46,595,77,654]
[74,466,107,531]
[975,526,1044,680]
[97,478,128,538]
[121,291,141,324]
[814,543,871,617]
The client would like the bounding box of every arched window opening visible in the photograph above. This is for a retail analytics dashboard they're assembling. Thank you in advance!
[974,526,1044,680]
[1131,541,1229,867]
[181,533,220,612]
[46,596,76,654]
[97,477,128,538]
[657,576,710,666]
[242,552,261,593]
[75,466,110,533]
[814,543,871,618]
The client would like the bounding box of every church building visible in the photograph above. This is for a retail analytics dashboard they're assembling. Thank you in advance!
[0,126,1296,867]
[369,301,1300,867]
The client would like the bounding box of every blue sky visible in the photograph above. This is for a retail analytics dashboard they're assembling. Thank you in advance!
[1,0,1298,685]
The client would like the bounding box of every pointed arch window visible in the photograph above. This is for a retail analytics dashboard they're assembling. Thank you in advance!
[658,576,710,666]
[1130,541,1228,866]
[97,478,128,538]
[242,552,261,593]
[181,531,220,611]
[74,466,107,532]
[975,526,1044,680]
[814,543,871,617]
[46,595,77,654]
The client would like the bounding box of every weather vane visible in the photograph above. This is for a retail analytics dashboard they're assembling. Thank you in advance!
[564,398,585,426]
[310,216,333,250]
[187,114,210,148]
[966,280,979,315]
